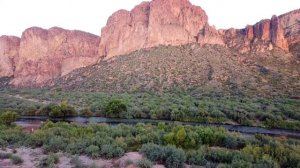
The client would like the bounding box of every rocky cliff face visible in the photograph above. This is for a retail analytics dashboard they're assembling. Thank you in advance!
[99,0,298,58]
[11,27,100,86]
[223,16,290,53]
[99,0,209,58]
[0,36,20,78]
[0,0,299,87]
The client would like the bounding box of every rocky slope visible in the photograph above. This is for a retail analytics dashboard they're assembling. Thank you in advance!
[0,0,299,88]
[54,44,300,97]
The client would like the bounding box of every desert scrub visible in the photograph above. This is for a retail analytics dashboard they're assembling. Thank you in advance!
[10,155,23,165]
[85,145,100,158]
[70,156,89,168]
[137,158,153,168]
[139,143,186,168]
[0,152,12,159]
[38,153,59,168]
[100,144,124,159]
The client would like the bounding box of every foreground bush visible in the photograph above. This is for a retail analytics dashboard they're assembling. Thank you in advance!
[38,153,59,168]
[137,158,153,168]
[1,121,299,167]
[10,155,23,165]
[140,143,186,168]
[0,152,12,159]
[186,147,207,166]
[100,144,124,159]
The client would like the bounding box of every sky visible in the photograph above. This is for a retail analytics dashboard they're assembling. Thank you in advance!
[0,0,299,37]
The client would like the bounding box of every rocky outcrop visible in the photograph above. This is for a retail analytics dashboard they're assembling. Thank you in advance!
[99,0,298,58]
[11,27,100,86]
[99,0,209,58]
[224,16,289,53]
[197,24,225,46]
[0,36,20,77]
[0,0,299,87]
[279,9,300,45]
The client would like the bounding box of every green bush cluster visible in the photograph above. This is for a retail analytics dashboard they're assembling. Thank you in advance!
[38,101,77,118]
[0,111,19,126]
[0,120,300,167]
[140,143,186,168]
[1,89,299,130]
[105,99,127,118]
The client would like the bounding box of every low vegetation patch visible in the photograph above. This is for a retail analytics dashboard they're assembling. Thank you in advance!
[0,121,298,167]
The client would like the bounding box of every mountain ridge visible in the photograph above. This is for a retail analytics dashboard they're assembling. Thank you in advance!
[0,0,299,88]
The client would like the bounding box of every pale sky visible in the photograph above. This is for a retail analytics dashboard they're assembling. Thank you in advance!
[0,0,299,37]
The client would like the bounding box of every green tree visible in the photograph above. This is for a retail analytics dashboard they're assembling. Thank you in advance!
[59,101,77,117]
[48,101,77,118]
[0,111,19,126]
[105,100,127,118]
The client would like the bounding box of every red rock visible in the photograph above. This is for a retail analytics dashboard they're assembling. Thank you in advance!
[198,24,225,46]
[99,0,208,58]
[1,0,299,88]
[270,15,289,51]
[11,27,100,86]
[224,15,289,53]
[0,36,20,77]
[245,25,254,39]
[279,9,300,45]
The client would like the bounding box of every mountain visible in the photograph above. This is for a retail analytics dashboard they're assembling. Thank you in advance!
[1,27,100,87]
[0,0,299,92]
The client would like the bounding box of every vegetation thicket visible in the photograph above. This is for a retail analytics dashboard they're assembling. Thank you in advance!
[0,120,299,167]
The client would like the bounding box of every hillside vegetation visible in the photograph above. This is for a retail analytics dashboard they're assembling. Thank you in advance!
[53,44,300,97]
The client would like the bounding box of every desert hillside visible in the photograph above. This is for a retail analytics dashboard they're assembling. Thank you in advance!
[53,44,300,97]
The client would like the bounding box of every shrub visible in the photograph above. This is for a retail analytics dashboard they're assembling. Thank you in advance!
[186,147,207,166]
[137,158,153,168]
[85,145,100,158]
[105,100,127,118]
[49,105,64,118]
[0,152,12,159]
[79,108,94,117]
[44,136,67,152]
[224,136,246,149]
[41,101,77,118]
[10,155,23,165]
[0,138,8,147]
[125,159,134,166]
[0,111,19,126]
[139,143,165,162]
[206,149,237,163]
[38,153,59,168]
[230,159,253,168]
[70,156,89,168]
[140,143,186,168]
[100,144,124,159]
[164,145,186,168]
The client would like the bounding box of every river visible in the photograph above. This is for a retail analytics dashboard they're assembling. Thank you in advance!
[15,116,300,139]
